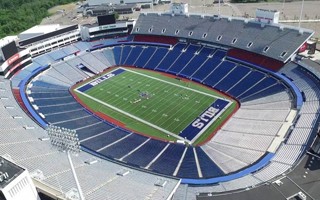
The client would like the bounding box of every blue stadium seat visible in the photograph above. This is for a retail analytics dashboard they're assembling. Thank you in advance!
[241,83,287,103]
[77,122,114,140]
[199,47,216,56]
[120,46,132,65]
[44,109,89,124]
[134,46,157,67]
[238,76,278,99]
[33,96,75,106]
[203,61,236,86]
[215,65,251,92]
[227,70,266,98]
[144,48,169,70]
[123,139,168,167]
[168,44,201,74]
[113,46,122,65]
[213,50,227,59]
[31,81,67,90]
[156,44,186,72]
[196,147,225,178]
[191,57,222,81]
[53,115,101,130]
[99,134,148,159]
[29,91,70,99]
[150,144,185,175]
[123,46,143,66]
[179,47,215,77]
[176,147,199,178]
[82,128,129,151]
[38,103,83,114]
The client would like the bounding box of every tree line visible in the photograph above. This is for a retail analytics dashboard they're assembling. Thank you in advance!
[0,0,76,38]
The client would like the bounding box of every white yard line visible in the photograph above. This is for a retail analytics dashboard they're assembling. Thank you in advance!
[122,67,229,101]
[75,67,234,144]
[75,89,188,142]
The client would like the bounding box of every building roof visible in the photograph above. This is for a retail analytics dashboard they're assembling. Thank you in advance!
[0,156,24,189]
[19,24,61,35]
[114,4,136,10]
[0,36,18,48]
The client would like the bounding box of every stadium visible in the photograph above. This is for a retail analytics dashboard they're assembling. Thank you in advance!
[0,1,320,200]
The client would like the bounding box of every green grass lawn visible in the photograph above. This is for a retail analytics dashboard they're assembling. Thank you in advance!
[74,67,236,144]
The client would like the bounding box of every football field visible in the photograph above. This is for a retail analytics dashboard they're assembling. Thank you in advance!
[74,67,235,143]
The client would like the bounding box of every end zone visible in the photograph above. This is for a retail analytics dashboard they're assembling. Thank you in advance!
[77,68,125,92]
[180,99,232,143]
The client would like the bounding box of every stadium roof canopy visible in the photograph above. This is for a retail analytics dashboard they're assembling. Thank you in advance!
[18,24,65,41]
[133,13,314,62]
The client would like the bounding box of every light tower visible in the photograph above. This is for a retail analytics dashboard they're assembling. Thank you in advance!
[47,125,85,200]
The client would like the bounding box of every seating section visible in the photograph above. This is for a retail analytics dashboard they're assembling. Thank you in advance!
[52,62,88,83]
[22,41,298,180]
[33,54,55,66]
[179,47,215,77]
[132,13,313,62]
[133,46,157,67]
[26,60,228,179]
[144,47,169,69]
[0,75,179,200]
[13,37,319,190]
[176,148,199,178]
[149,144,186,175]
[168,44,201,73]
[78,52,107,72]
[116,43,289,103]
[2,10,318,197]
[47,49,67,61]
[123,46,144,66]
[62,45,80,55]
[66,56,99,75]
[155,43,187,71]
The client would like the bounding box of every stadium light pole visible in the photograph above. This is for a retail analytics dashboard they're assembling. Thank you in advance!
[151,0,153,12]
[47,125,85,200]
[281,0,285,14]
[218,0,221,16]
[298,0,305,28]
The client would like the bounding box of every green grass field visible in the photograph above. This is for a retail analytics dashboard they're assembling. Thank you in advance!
[74,67,236,145]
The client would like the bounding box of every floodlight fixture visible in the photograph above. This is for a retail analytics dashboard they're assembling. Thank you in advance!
[47,125,85,200]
